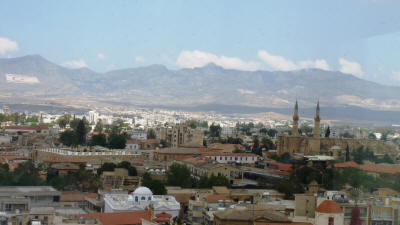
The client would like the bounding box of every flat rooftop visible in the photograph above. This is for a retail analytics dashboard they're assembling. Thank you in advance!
[0,186,61,196]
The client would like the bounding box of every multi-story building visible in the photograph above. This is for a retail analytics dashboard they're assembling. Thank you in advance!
[101,168,141,192]
[0,186,61,225]
[202,152,259,164]
[158,123,203,148]
[104,186,180,218]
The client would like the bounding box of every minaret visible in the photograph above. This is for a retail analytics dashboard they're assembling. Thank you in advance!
[314,101,321,138]
[292,100,299,136]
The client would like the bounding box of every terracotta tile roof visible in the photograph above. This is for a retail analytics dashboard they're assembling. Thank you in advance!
[269,162,292,172]
[61,192,85,202]
[78,210,151,225]
[205,194,231,203]
[334,161,400,174]
[155,212,172,218]
[141,139,160,144]
[170,194,194,204]
[154,217,170,222]
[85,193,98,199]
[126,140,140,144]
[334,161,360,168]
[315,200,343,214]
[5,126,49,131]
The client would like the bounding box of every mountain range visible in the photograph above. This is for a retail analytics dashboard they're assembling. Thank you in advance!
[1,55,400,125]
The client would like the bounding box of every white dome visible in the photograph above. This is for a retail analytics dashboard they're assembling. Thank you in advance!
[134,186,153,195]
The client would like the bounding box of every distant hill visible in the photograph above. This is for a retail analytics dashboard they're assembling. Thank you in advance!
[1,55,400,124]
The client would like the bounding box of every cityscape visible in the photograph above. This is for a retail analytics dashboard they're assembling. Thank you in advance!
[1,1,400,225]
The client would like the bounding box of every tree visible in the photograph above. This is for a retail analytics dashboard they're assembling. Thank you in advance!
[209,123,222,137]
[341,132,355,138]
[368,133,377,140]
[90,133,107,147]
[97,162,117,175]
[108,134,126,149]
[325,126,331,138]
[76,119,87,145]
[142,173,166,195]
[59,130,78,146]
[352,146,365,164]
[160,139,169,148]
[117,161,137,176]
[94,120,104,133]
[350,207,362,225]
[57,114,71,128]
[345,145,351,162]
[167,163,193,188]
[261,137,274,150]
[199,175,230,188]
[267,129,278,138]
[147,129,156,139]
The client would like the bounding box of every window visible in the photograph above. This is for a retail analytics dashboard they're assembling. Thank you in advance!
[5,204,12,211]
[141,196,146,200]
[135,196,138,202]
[148,197,151,200]
[328,217,334,225]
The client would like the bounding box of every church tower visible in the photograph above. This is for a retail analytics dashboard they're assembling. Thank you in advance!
[314,101,321,138]
[292,100,299,136]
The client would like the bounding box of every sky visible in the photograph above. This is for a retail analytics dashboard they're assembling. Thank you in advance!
[0,0,400,85]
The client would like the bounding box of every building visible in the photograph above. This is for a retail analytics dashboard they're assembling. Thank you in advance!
[0,186,61,225]
[277,102,398,157]
[315,200,344,225]
[129,129,147,140]
[78,210,152,225]
[4,126,49,135]
[213,208,300,225]
[153,148,201,162]
[176,157,243,184]
[202,152,259,164]
[33,148,143,166]
[104,186,180,218]
[158,123,204,148]
[101,168,141,192]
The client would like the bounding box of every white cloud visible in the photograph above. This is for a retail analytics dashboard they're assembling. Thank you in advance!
[135,56,145,63]
[62,59,87,69]
[339,58,363,77]
[237,89,255,95]
[97,53,105,60]
[0,37,19,55]
[257,50,330,71]
[176,50,261,71]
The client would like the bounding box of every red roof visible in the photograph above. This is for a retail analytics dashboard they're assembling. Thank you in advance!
[5,126,48,131]
[154,217,170,223]
[156,212,172,218]
[334,161,400,175]
[126,140,140,144]
[61,192,85,202]
[315,200,343,214]
[78,210,151,225]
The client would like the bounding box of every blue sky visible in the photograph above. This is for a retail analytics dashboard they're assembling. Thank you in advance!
[1,0,400,85]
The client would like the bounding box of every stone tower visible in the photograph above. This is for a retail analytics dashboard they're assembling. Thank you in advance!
[292,100,299,136]
[314,101,321,138]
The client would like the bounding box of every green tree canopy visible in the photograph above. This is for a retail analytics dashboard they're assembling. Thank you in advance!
[147,129,156,139]
[108,134,126,149]
[59,130,78,147]
[90,133,107,147]
[167,163,193,188]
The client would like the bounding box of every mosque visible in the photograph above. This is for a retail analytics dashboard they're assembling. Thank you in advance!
[104,186,181,218]
[276,101,397,158]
